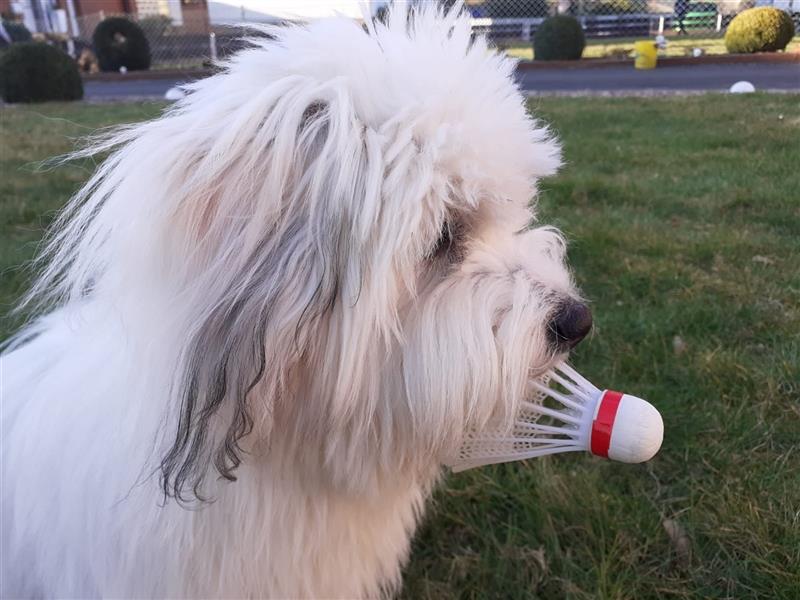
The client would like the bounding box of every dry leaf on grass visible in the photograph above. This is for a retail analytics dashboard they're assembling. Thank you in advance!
[662,518,692,568]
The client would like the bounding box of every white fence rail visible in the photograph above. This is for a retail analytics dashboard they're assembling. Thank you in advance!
[470,11,729,42]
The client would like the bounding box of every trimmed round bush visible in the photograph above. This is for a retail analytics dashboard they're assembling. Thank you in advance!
[0,42,83,103]
[1,19,32,44]
[93,16,151,72]
[725,7,795,54]
[534,15,585,61]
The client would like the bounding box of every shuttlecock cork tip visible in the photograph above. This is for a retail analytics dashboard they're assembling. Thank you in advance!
[590,391,663,463]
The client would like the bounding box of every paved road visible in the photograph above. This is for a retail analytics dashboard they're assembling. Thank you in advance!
[517,62,799,94]
[83,62,799,101]
[84,78,182,100]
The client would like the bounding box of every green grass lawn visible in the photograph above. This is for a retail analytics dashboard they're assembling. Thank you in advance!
[504,35,800,60]
[2,95,799,598]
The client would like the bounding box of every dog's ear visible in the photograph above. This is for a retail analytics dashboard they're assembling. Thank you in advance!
[158,230,335,503]
[158,238,278,504]
[157,88,370,503]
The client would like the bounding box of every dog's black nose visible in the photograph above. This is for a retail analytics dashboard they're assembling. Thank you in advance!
[548,301,592,350]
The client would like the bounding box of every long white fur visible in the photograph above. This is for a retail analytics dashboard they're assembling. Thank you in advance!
[1,4,577,598]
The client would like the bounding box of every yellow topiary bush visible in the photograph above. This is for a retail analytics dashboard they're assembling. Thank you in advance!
[724,7,795,54]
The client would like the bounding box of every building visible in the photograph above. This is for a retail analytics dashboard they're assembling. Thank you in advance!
[207,1,364,25]
[1,0,209,35]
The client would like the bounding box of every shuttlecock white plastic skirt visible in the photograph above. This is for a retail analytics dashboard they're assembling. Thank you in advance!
[446,363,663,472]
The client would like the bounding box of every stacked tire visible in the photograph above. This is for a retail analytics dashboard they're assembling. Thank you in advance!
[93,16,151,72]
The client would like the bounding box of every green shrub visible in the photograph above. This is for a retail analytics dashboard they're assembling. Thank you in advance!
[139,14,172,40]
[0,42,83,102]
[534,15,585,61]
[1,19,32,44]
[93,16,151,72]
[582,0,639,15]
[486,0,552,19]
[725,7,795,53]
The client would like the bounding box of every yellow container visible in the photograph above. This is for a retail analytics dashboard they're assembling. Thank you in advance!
[634,41,658,70]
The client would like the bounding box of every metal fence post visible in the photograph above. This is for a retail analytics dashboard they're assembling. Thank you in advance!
[658,16,664,34]
[209,32,218,62]
[64,0,79,38]
[716,13,722,32]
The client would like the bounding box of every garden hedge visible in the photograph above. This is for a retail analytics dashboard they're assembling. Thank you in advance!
[1,19,32,45]
[534,15,586,61]
[0,42,83,103]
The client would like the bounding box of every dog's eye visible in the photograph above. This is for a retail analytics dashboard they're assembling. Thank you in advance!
[432,222,451,255]
[431,220,464,263]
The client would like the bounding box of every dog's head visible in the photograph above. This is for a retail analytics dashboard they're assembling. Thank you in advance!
[34,6,589,500]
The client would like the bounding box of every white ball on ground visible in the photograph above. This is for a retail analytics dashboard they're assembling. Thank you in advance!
[119,66,127,75]
[730,81,755,94]
[164,87,186,101]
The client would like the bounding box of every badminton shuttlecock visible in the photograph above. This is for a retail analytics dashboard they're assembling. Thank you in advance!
[447,363,663,472]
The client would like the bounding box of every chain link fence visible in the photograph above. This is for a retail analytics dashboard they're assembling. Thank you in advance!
[67,1,796,70]
[470,0,769,42]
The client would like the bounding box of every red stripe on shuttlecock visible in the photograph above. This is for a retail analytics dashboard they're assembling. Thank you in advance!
[591,390,623,457]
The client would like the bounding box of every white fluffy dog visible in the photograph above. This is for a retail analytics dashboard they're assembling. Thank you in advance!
[1,5,593,598]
